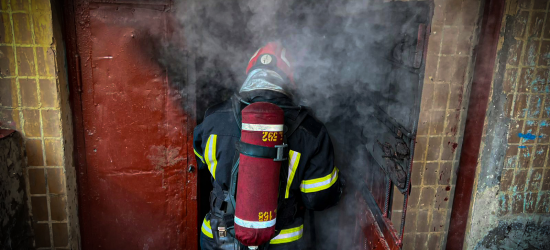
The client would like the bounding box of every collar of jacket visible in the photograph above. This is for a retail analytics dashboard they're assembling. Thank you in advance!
[238,90,295,107]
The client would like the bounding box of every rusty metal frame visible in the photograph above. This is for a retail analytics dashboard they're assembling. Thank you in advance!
[361,186,400,249]
[445,0,505,249]
[62,0,89,225]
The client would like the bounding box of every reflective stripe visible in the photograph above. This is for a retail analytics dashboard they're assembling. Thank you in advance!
[285,150,301,198]
[194,148,204,163]
[280,48,291,68]
[234,216,276,229]
[300,167,339,193]
[205,135,218,179]
[201,217,213,238]
[248,48,261,66]
[242,123,283,132]
[270,224,303,244]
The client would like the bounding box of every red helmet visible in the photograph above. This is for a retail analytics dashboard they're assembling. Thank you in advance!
[246,42,295,86]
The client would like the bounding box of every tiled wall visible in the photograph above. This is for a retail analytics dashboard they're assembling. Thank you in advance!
[391,0,484,249]
[0,0,78,249]
[462,0,550,248]
[497,0,550,217]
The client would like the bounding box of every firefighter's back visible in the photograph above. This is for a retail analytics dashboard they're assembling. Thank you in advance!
[194,98,342,250]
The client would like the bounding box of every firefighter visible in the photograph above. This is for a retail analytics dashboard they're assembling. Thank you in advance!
[193,42,342,250]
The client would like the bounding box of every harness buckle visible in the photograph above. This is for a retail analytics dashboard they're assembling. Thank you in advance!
[218,227,227,237]
[274,143,288,162]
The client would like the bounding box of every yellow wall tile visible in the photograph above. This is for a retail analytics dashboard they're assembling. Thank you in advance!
[25,138,44,165]
[45,139,63,166]
[0,46,16,77]
[19,78,37,107]
[16,46,35,76]
[39,78,58,108]
[21,109,40,136]
[10,0,30,12]
[1,0,9,11]
[33,12,52,45]
[0,78,18,107]
[42,109,60,137]
[36,46,54,76]
[0,109,20,130]
[12,13,32,44]
[47,168,66,194]
[1,1,76,248]
[0,14,13,44]
[31,0,50,13]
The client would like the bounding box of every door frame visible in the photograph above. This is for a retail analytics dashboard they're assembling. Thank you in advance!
[445,0,505,249]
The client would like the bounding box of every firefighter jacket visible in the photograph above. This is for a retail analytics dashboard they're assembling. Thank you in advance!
[193,91,342,250]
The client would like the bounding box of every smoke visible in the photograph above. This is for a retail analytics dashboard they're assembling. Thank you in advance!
[159,0,430,248]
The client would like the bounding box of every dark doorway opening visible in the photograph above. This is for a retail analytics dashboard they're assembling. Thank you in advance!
[187,1,431,249]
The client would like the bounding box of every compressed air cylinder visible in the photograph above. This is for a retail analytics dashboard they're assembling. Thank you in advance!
[235,102,284,247]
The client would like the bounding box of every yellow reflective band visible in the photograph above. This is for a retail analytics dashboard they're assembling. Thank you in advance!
[201,217,213,238]
[205,135,218,179]
[194,148,205,163]
[270,224,303,244]
[300,167,339,193]
[285,150,301,198]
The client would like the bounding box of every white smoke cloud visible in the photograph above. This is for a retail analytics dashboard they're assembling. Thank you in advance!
[158,0,430,248]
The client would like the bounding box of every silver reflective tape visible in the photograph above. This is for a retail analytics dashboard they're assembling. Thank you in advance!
[287,151,298,181]
[242,123,283,132]
[271,227,303,240]
[234,216,276,229]
[300,169,338,190]
[202,221,212,234]
[248,48,261,66]
[281,48,291,68]
[208,136,214,169]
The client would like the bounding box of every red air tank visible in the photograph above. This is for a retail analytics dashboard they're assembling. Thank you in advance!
[235,102,284,247]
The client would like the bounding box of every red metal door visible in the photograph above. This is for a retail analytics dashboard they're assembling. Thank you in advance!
[66,1,198,249]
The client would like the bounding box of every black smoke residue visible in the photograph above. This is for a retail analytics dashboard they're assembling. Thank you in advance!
[159,0,431,249]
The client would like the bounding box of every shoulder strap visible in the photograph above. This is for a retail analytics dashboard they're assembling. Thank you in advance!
[231,95,244,130]
[285,108,309,138]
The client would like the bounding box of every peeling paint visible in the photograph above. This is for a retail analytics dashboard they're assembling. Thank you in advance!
[146,145,185,188]
[466,186,500,249]
[517,132,537,141]
[506,155,518,168]
[146,145,184,170]
[526,42,537,66]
